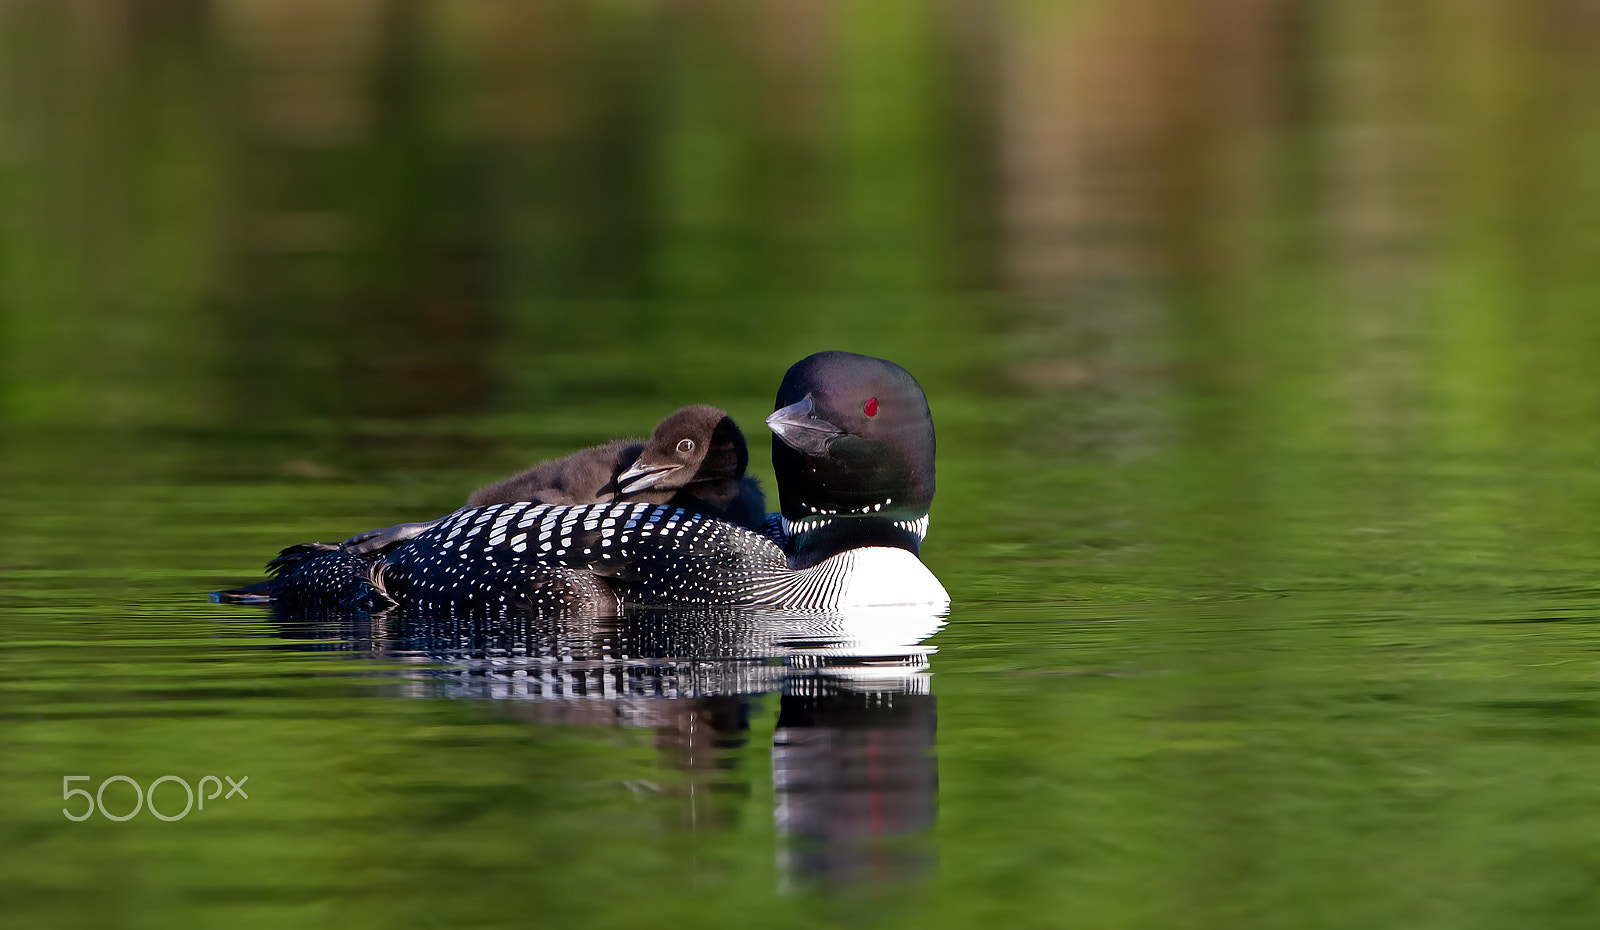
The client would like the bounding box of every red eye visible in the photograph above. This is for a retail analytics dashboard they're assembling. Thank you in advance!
[863,397,878,417]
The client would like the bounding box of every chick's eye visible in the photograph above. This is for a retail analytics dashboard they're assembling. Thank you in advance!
[676,439,695,453]
[863,397,878,417]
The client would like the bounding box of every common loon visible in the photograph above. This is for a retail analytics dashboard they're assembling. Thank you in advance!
[343,405,765,553]
[228,353,947,612]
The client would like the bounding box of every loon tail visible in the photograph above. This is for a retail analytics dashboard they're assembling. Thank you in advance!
[213,542,396,612]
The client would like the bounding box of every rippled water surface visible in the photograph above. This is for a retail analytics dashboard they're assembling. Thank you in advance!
[10,426,1600,929]
[6,2,1600,928]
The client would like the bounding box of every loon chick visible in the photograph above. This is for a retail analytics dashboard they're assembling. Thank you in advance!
[342,405,765,553]
[233,353,944,612]
[607,404,767,531]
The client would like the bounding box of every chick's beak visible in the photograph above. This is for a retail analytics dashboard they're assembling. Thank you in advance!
[615,460,684,493]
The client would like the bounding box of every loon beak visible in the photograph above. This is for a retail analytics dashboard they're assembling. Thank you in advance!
[767,395,844,455]
[615,460,684,493]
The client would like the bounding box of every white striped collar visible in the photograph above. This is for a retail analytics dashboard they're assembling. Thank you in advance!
[779,513,929,543]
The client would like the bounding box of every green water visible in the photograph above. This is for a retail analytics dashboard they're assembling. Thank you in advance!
[6,2,1600,928]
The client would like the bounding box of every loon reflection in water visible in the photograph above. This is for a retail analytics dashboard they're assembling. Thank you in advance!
[269,603,944,887]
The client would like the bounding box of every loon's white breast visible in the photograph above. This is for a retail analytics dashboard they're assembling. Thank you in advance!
[818,546,950,608]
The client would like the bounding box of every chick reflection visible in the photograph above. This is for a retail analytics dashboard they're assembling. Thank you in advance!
[267,603,943,884]
[647,695,753,832]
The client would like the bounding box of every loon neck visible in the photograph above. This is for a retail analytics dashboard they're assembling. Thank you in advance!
[780,513,930,570]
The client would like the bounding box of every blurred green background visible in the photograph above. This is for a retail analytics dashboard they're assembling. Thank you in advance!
[5,1,1600,928]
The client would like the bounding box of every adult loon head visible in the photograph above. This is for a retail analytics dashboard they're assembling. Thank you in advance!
[766,352,935,570]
